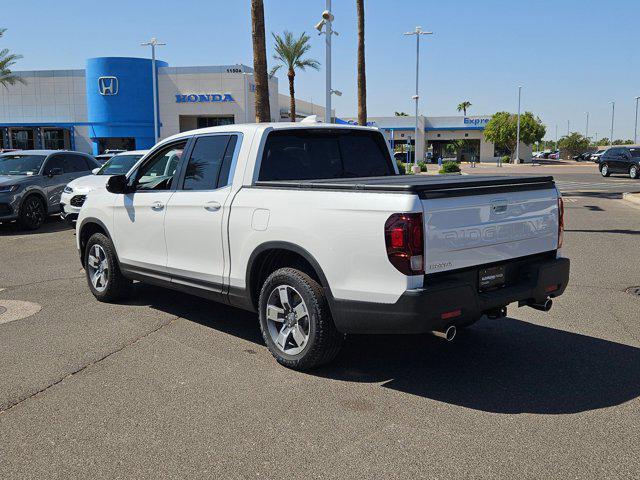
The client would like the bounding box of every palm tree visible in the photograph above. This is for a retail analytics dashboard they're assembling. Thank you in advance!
[250,0,271,122]
[270,31,320,122]
[0,28,25,88]
[457,101,472,116]
[356,0,367,126]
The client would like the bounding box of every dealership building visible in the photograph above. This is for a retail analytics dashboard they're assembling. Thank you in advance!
[0,57,327,154]
[341,115,533,163]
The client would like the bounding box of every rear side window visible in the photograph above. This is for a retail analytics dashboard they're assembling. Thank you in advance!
[258,129,394,181]
[630,148,640,158]
[65,154,91,172]
[182,135,236,190]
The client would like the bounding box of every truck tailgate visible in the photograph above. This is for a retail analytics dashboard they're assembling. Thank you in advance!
[422,187,560,274]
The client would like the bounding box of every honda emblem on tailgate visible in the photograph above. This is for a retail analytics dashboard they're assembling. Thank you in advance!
[98,76,118,96]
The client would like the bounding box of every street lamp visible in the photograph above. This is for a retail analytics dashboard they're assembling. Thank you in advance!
[515,85,522,164]
[141,37,166,143]
[609,101,615,146]
[585,112,589,139]
[404,26,433,172]
[567,119,570,136]
[634,96,640,145]
[316,2,338,123]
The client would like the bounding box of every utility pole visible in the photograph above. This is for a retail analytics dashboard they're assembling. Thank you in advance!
[634,97,640,145]
[404,26,433,173]
[609,101,615,146]
[141,37,166,143]
[516,86,522,163]
[316,2,336,123]
[585,112,589,139]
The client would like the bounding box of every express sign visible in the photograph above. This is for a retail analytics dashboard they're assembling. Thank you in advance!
[175,93,236,103]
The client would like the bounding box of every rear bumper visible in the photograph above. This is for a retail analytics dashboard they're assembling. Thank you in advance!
[331,254,570,334]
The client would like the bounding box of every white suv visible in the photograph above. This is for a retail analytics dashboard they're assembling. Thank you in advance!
[60,150,147,224]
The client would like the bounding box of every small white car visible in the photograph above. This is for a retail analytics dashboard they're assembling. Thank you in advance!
[60,150,147,224]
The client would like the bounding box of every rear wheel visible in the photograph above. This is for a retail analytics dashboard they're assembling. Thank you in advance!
[85,233,131,302]
[600,163,610,177]
[17,195,46,230]
[630,164,639,179]
[258,268,344,370]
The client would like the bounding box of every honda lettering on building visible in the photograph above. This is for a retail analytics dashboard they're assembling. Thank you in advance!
[98,76,119,96]
[175,93,236,103]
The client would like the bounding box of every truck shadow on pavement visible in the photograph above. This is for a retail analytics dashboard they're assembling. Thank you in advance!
[134,284,640,415]
[316,319,640,414]
[0,217,72,237]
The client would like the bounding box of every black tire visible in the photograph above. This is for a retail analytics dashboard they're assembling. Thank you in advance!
[600,163,610,177]
[84,233,131,302]
[17,195,46,230]
[258,267,344,370]
[630,164,639,179]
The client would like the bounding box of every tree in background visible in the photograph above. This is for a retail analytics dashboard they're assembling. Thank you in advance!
[0,28,25,88]
[250,0,271,122]
[356,0,367,126]
[457,101,472,116]
[484,111,545,161]
[270,31,319,122]
[558,132,590,158]
[597,138,610,147]
[612,139,634,145]
[394,111,409,116]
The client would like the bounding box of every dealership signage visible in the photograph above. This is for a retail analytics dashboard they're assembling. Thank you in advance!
[463,117,490,126]
[175,93,236,103]
[98,76,118,96]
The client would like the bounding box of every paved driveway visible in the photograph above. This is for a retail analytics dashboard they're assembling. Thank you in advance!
[1,170,639,479]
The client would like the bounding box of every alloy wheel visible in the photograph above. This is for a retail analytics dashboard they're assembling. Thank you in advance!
[24,197,45,227]
[265,285,310,355]
[87,244,109,293]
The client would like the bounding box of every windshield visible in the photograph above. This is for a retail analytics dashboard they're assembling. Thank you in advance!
[0,154,46,176]
[97,154,143,175]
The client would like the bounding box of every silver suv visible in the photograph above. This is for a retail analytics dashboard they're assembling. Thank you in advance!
[0,150,100,230]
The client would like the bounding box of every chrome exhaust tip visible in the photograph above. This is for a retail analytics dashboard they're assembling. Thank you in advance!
[431,325,457,342]
[528,298,553,312]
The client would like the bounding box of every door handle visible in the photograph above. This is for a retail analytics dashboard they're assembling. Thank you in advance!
[204,201,221,212]
[151,201,165,211]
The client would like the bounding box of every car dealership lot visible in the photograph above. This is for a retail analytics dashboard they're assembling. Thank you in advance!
[1,166,639,479]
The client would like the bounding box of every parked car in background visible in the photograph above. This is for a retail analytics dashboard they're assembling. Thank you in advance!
[573,152,592,162]
[548,152,560,160]
[60,150,148,224]
[0,150,100,230]
[590,150,606,163]
[599,147,640,179]
[76,123,569,370]
[94,149,127,164]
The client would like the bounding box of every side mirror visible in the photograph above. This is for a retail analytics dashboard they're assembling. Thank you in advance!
[48,167,63,177]
[106,174,131,194]
[91,168,100,175]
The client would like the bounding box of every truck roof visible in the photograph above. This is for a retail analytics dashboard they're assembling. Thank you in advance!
[160,122,379,145]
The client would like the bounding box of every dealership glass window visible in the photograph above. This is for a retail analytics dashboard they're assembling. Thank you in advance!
[196,116,235,129]
[182,135,233,190]
[10,129,35,150]
[43,129,67,150]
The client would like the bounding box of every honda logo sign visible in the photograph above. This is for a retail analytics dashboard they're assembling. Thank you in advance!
[98,76,119,96]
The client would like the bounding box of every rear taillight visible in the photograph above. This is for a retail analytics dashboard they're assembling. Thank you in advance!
[557,196,564,249]
[384,212,424,275]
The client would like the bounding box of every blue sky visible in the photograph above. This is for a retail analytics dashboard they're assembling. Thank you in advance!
[2,0,639,140]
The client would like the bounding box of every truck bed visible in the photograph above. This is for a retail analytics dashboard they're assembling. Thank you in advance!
[254,174,556,199]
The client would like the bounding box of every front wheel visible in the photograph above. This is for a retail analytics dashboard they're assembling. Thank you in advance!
[600,163,610,177]
[84,233,131,302]
[258,268,344,370]
[630,164,639,179]
[17,195,46,230]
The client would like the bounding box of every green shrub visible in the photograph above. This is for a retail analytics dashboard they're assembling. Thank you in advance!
[396,160,406,175]
[438,161,461,174]
[418,161,428,172]
[501,155,510,164]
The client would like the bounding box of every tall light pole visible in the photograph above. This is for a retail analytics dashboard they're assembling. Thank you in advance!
[585,112,589,139]
[555,124,558,151]
[515,85,522,163]
[316,3,336,123]
[609,101,615,146]
[141,37,165,143]
[404,26,433,171]
[567,119,570,136]
[634,96,640,144]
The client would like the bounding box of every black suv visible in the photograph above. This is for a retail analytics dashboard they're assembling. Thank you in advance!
[599,147,640,179]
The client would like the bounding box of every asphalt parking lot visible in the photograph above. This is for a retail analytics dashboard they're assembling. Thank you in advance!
[1,163,639,479]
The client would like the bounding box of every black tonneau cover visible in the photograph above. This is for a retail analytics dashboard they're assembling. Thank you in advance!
[254,175,556,199]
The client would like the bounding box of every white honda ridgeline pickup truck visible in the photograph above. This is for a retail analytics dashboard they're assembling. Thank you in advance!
[77,123,569,370]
